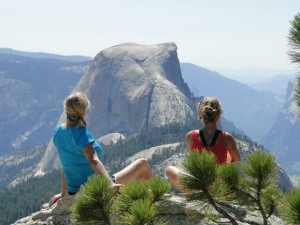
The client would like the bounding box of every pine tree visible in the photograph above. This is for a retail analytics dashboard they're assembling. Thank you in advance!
[179,150,280,225]
[112,177,170,225]
[71,175,170,225]
[238,151,280,225]
[288,13,300,116]
[71,175,115,224]
[180,150,238,225]
[278,187,300,225]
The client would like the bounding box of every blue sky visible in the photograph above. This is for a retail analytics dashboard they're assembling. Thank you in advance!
[0,0,300,71]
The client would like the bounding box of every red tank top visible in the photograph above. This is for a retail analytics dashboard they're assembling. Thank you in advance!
[190,129,228,164]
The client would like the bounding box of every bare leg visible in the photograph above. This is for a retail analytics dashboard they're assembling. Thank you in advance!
[165,166,187,192]
[114,158,153,185]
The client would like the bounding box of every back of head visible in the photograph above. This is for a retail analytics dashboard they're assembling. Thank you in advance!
[64,92,90,127]
[197,97,223,124]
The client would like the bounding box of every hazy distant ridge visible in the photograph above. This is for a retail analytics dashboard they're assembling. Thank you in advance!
[180,63,282,142]
[0,48,92,62]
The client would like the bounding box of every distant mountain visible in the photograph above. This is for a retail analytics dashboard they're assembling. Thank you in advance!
[211,66,297,84]
[248,74,297,101]
[180,63,282,142]
[0,45,293,184]
[262,81,300,175]
[0,48,92,62]
[35,42,198,174]
[0,54,89,155]
[0,144,46,188]
[0,46,294,225]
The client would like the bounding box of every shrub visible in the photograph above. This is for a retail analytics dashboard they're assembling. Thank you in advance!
[180,150,280,225]
[278,187,300,224]
[112,177,170,225]
[71,175,114,224]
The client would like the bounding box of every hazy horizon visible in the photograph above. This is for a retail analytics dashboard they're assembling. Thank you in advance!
[0,46,297,85]
[1,0,300,72]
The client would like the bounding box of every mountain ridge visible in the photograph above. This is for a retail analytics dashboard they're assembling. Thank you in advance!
[0,54,89,155]
[0,48,92,62]
[181,63,282,142]
[35,42,198,174]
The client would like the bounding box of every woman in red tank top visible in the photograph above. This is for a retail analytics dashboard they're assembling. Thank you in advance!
[166,97,241,192]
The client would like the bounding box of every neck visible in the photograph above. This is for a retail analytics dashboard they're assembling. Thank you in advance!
[203,124,217,134]
[66,121,78,127]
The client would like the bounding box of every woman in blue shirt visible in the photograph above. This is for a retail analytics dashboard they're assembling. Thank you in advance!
[49,92,153,206]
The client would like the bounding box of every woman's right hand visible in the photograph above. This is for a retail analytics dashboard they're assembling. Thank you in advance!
[48,193,64,207]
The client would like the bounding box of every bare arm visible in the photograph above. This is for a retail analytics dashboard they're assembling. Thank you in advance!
[48,170,67,207]
[225,132,241,162]
[185,131,194,153]
[61,170,67,195]
[82,143,115,186]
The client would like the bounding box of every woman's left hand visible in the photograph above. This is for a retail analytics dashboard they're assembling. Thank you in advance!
[112,183,123,195]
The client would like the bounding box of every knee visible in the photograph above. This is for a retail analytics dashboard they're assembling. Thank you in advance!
[165,166,177,180]
[136,158,149,170]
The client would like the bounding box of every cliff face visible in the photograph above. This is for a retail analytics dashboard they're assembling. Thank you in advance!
[35,43,197,174]
[262,81,300,164]
[80,42,194,136]
[261,80,300,180]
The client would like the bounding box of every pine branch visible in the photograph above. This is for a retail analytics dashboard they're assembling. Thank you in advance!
[205,190,239,225]
[240,151,278,225]
[148,176,171,202]
[278,187,300,225]
[180,150,239,224]
[70,175,114,224]
[255,183,267,225]
[112,179,152,224]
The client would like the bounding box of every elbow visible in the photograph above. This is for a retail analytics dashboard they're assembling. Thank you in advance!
[234,153,241,162]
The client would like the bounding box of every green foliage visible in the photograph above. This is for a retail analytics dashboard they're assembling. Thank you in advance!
[261,188,281,217]
[122,199,155,225]
[112,177,170,225]
[148,176,171,202]
[180,150,280,225]
[212,164,239,203]
[240,151,280,223]
[180,149,217,191]
[71,175,114,224]
[0,170,60,225]
[241,151,278,190]
[209,178,236,204]
[288,13,300,63]
[180,150,238,224]
[288,13,300,116]
[112,180,152,224]
[218,163,239,189]
[278,187,300,224]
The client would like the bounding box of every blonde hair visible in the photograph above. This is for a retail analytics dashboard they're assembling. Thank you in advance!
[64,92,90,127]
[197,97,223,124]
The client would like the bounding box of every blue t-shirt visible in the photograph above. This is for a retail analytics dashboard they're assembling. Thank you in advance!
[53,124,102,193]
